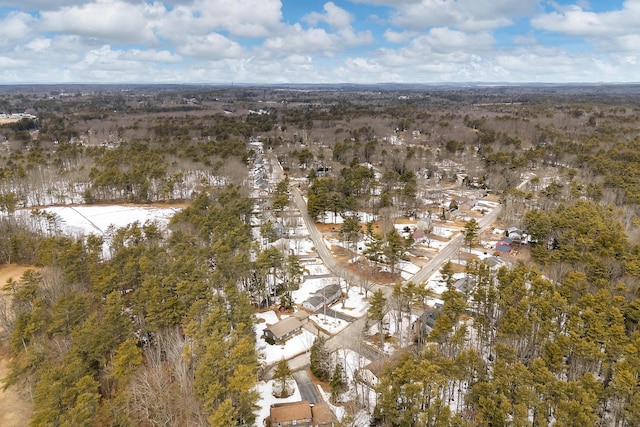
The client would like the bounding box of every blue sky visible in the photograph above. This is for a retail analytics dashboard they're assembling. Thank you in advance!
[0,0,637,84]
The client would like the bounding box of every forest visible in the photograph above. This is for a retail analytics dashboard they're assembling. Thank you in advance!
[1,84,640,426]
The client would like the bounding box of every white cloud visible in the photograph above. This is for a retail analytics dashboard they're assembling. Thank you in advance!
[263,24,338,55]
[0,11,36,46]
[39,0,161,44]
[383,29,416,43]
[387,0,539,31]
[123,48,182,63]
[189,0,283,38]
[304,2,352,29]
[302,2,372,46]
[419,27,495,53]
[178,33,245,60]
[531,1,640,53]
[25,38,51,52]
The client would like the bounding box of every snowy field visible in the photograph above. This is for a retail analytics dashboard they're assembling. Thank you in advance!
[18,205,180,237]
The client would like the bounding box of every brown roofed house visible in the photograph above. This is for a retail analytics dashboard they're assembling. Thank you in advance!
[270,401,312,426]
[269,401,334,427]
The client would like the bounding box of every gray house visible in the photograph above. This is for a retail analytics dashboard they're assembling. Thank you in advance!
[302,284,342,312]
[411,305,442,343]
[263,316,302,343]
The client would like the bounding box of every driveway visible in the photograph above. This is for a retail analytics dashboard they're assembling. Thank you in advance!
[293,370,320,404]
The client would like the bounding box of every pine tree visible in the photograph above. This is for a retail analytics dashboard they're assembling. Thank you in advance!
[463,218,480,251]
[310,336,331,381]
[273,359,293,398]
[368,289,388,349]
[330,362,347,403]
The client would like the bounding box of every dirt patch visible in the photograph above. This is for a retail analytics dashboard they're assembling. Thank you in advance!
[0,264,36,427]
[315,222,340,233]
[0,264,34,286]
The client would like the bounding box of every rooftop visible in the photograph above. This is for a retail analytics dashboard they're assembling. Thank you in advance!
[270,400,312,424]
[264,316,302,339]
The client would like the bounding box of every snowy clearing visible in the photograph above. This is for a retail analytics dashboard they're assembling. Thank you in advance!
[254,379,302,427]
[255,311,316,366]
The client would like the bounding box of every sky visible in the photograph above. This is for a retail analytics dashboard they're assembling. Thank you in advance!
[0,0,638,84]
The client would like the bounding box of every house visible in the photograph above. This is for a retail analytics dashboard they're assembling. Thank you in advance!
[495,244,511,255]
[302,295,326,313]
[496,237,513,246]
[453,277,474,294]
[263,316,302,343]
[359,358,386,388]
[309,402,334,427]
[411,305,442,342]
[485,256,506,273]
[269,401,334,427]
[292,310,310,324]
[507,227,523,242]
[302,284,342,312]
[358,350,409,388]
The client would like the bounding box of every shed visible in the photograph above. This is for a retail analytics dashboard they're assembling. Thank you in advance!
[302,295,325,312]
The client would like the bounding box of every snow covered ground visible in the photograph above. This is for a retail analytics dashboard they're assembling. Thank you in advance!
[18,204,180,237]
[292,276,336,305]
[12,204,181,257]
[255,311,316,366]
[333,287,369,318]
[254,379,302,427]
[310,313,349,334]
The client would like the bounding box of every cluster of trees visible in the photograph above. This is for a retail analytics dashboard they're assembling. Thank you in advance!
[372,261,640,426]
[307,164,418,220]
[1,187,261,426]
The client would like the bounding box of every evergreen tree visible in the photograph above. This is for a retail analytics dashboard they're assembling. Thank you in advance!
[310,336,331,381]
[273,359,293,398]
[368,289,388,349]
[463,218,480,251]
[330,362,347,403]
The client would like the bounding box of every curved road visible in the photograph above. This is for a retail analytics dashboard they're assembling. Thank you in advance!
[267,153,503,372]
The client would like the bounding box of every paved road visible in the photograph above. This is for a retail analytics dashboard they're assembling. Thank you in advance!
[408,205,502,285]
[293,370,320,404]
[269,152,502,373]
[324,307,357,323]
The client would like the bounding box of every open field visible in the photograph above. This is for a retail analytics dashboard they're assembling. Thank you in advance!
[0,264,36,427]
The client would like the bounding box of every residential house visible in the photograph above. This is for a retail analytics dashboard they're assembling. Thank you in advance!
[263,316,302,343]
[507,227,523,242]
[453,277,474,294]
[302,284,342,312]
[485,256,506,273]
[292,310,310,324]
[358,350,409,388]
[411,305,442,343]
[269,401,334,427]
